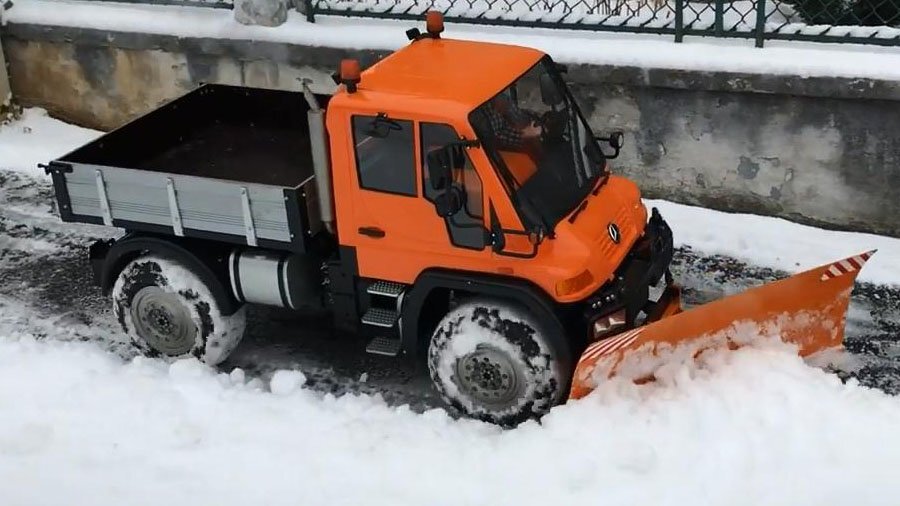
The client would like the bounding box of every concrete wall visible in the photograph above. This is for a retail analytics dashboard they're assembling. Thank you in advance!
[4,22,900,237]
[0,19,12,115]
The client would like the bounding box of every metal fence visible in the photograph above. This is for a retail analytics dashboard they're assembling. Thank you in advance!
[304,0,900,46]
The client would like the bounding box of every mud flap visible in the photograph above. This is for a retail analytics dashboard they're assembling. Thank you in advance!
[570,251,876,400]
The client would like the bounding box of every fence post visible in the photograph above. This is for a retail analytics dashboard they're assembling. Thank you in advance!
[754,0,766,47]
[714,0,724,36]
[303,0,315,22]
[674,0,684,42]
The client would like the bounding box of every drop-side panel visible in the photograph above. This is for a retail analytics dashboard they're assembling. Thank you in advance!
[61,162,306,251]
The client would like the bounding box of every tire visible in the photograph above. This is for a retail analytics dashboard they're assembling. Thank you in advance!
[427,300,571,426]
[112,255,246,365]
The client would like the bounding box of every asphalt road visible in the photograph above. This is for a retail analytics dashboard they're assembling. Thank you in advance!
[1,169,898,412]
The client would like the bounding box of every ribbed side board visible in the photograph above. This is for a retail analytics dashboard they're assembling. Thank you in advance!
[65,163,295,244]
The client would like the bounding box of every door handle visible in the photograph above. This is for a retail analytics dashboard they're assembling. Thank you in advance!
[358,226,386,238]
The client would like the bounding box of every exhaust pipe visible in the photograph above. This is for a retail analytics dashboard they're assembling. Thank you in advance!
[302,80,335,234]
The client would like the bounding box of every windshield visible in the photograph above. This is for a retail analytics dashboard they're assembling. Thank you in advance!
[468,57,605,232]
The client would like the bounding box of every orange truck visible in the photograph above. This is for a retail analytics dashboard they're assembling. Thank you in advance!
[43,13,872,425]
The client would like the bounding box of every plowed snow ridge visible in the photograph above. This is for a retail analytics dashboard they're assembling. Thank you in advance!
[0,302,899,505]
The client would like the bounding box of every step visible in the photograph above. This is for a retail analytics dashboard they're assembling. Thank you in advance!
[366,280,406,298]
[365,336,402,357]
[361,307,398,328]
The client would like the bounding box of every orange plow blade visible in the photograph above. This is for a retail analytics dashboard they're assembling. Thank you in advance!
[570,250,876,400]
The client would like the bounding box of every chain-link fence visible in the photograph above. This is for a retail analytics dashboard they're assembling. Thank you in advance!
[304,0,900,46]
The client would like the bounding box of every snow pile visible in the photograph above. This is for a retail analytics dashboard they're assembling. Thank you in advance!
[0,326,898,505]
[12,0,900,81]
[0,108,99,178]
[587,311,849,389]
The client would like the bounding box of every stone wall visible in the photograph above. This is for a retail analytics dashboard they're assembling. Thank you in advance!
[4,22,900,236]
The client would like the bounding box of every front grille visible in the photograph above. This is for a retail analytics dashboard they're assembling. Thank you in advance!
[595,205,636,261]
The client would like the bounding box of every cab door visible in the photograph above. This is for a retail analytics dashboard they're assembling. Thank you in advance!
[345,115,490,283]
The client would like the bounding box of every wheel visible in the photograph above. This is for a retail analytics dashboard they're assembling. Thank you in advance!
[427,300,572,426]
[112,255,246,365]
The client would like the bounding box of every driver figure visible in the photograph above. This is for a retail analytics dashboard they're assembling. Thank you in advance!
[483,93,543,151]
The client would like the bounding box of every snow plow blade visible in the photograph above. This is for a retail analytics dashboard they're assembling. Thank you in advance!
[570,251,876,399]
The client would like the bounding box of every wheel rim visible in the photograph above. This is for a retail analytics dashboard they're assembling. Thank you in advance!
[130,286,196,356]
[455,345,521,408]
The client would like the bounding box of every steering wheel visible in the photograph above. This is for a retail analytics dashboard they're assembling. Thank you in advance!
[539,110,568,142]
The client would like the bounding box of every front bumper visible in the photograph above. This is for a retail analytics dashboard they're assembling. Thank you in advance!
[583,207,674,335]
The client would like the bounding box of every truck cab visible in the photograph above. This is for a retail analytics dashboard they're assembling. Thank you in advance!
[327,33,671,338]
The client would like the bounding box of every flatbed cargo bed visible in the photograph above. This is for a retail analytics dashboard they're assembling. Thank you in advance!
[45,84,331,252]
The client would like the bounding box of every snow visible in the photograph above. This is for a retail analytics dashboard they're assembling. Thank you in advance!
[649,199,900,286]
[11,0,900,81]
[269,369,308,395]
[1,303,900,505]
[590,311,846,386]
[0,108,99,178]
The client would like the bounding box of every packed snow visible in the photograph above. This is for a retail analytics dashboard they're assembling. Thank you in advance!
[1,299,900,505]
[649,199,900,286]
[11,0,900,81]
[0,108,98,178]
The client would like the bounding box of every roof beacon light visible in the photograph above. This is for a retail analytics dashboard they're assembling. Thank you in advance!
[339,59,361,93]
[425,11,444,38]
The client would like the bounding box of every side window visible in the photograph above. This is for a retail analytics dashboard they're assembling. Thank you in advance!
[421,123,485,250]
[352,115,416,196]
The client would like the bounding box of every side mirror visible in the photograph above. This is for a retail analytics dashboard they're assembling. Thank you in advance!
[426,149,452,191]
[539,74,563,107]
[434,185,465,217]
[596,131,625,159]
[609,131,624,150]
[426,143,465,191]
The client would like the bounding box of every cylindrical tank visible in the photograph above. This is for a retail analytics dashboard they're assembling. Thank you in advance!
[228,250,322,310]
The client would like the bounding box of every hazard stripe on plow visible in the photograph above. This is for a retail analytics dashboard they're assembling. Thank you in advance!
[820,250,876,281]
[579,328,645,365]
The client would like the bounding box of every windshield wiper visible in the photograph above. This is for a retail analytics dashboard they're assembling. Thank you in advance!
[591,173,606,196]
[567,199,589,224]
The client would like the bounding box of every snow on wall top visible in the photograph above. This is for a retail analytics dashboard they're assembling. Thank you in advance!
[8,0,900,82]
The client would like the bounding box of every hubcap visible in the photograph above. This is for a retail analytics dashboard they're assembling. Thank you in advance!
[455,346,521,407]
[130,286,196,356]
